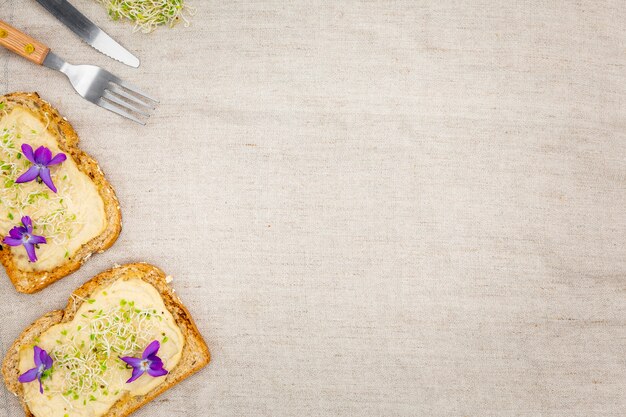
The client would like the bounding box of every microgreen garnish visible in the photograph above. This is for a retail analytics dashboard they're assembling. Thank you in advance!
[18,346,53,394]
[0,129,78,245]
[48,302,164,400]
[2,216,46,262]
[95,0,194,33]
[120,340,168,383]
[16,144,66,193]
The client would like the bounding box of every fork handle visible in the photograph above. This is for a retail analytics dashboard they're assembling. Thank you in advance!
[0,20,50,65]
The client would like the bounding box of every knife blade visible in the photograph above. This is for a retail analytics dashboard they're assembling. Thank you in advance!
[34,0,140,68]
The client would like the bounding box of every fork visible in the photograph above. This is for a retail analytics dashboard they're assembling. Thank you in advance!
[0,20,156,125]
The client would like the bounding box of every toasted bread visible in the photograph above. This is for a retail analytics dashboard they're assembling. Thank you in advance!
[0,92,121,293]
[2,262,211,417]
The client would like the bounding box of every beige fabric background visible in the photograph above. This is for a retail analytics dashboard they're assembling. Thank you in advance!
[0,0,625,415]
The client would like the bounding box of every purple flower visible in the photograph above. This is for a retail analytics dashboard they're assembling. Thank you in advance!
[120,340,168,383]
[3,216,47,262]
[16,144,66,193]
[18,346,53,394]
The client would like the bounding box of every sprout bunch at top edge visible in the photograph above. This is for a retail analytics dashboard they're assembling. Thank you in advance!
[95,0,195,33]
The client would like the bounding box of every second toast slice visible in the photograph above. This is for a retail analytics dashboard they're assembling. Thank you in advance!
[2,263,211,417]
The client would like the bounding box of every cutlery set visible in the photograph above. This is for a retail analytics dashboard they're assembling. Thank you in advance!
[0,0,156,124]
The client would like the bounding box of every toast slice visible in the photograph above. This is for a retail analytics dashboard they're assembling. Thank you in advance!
[0,92,121,293]
[2,263,211,417]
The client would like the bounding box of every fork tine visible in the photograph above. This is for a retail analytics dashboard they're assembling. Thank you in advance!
[109,75,159,103]
[107,83,156,110]
[102,90,151,117]
[96,98,147,125]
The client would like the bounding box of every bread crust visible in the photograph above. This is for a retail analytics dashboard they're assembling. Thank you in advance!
[2,262,211,417]
[0,92,122,293]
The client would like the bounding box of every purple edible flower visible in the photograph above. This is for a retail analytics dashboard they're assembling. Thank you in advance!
[18,346,53,394]
[120,340,168,383]
[16,144,66,193]
[2,216,47,262]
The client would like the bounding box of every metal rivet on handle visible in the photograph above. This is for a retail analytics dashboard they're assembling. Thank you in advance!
[0,29,7,38]
[24,44,35,54]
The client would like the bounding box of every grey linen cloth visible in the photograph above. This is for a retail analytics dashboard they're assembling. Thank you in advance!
[0,1,624,416]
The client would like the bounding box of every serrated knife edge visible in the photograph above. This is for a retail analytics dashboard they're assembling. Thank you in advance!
[35,0,140,68]
[88,30,140,68]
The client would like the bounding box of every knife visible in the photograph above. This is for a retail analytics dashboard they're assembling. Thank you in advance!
[34,0,140,68]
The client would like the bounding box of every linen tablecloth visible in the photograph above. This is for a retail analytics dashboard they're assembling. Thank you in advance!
[0,1,624,416]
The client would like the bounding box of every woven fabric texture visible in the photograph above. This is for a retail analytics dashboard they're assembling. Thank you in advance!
[0,1,625,416]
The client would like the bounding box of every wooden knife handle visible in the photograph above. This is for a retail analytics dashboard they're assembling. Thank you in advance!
[0,20,50,65]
